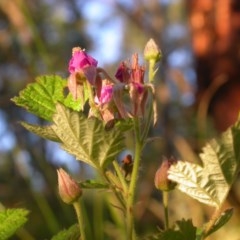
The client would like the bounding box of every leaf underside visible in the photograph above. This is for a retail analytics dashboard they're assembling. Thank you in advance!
[22,103,124,168]
[168,120,240,208]
[51,103,125,168]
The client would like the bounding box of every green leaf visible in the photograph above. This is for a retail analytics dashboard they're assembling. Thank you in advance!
[142,220,197,240]
[175,219,197,240]
[168,161,220,207]
[115,118,134,132]
[63,86,89,112]
[51,103,125,168]
[0,208,29,240]
[205,208,233,237]
[79,180,109,189]
[21,122,60,142]
[168,120,240,207]
[142,230,180,240]
[158,229,183,240]
[12,75,83,121]
[51,224,80,240]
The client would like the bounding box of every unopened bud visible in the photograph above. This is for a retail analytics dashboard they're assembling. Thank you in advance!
[122,154,133,178]
[154,157,177,192]
[144,38,162,62]
[57,168,82,204]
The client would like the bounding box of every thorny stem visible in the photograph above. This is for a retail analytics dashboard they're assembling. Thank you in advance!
[73,200,87,240]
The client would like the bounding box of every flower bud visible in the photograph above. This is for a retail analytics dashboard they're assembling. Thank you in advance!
[154,157,177,192]
[121,154,133,178]
[144,38,162,62]
[57,168,82,204]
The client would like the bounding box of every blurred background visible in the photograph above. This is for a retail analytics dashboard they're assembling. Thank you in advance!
[1,0,240,239]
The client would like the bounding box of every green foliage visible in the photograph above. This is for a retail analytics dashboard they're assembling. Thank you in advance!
[51,103,126,169]
[168,120,240,208]
[0,208,29,240]
[11,75,83,121]
[174,219,197,240]
[204,208,233,237]
[79,179,109,189]
[12,73,128,169]
[20,103,126,169]
[11,40,239,240]
[51,224,80,240]
[21,122,61,142]
[144,219,197,240]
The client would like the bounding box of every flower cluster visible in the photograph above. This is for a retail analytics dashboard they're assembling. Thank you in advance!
[67,47,150,122]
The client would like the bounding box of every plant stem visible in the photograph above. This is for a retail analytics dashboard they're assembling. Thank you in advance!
[126,119,143,240]
[73,200,87,240]
[101,170,126,209]
[163,191,169,229]
[148,59,156,83]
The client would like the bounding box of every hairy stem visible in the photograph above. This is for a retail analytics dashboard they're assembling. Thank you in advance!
[163,191,169,229]
[148,59,156,83]
[113,160,128,193]
[126,119,143,240]
[73,200,87,240]
[101,170,126,209]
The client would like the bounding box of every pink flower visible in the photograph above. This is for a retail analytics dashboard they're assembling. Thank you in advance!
[115,62,130,83]
[133,82,144,94]
[68,47,98,99]
[95,84,113,105]
[130,54,145,84]
[115,54,147,117]
[68,47,98,73]
[115,54,145,84]
[94,81,116,122]
[129,82,148,117]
